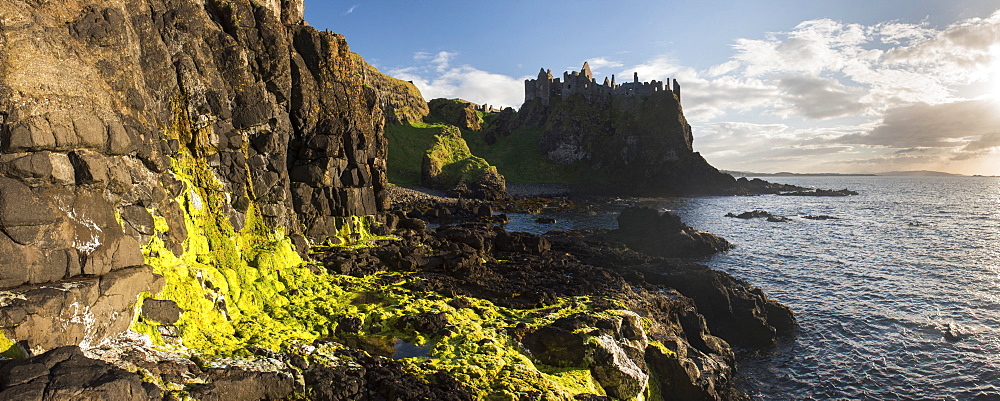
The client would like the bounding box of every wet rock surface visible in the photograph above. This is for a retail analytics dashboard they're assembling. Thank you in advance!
[726,210,792,222]
[302,196,793,399]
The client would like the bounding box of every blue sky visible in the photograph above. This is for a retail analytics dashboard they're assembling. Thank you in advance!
[305,1,1000,175]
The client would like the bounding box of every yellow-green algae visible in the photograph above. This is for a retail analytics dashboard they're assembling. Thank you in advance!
[0,330,27,359]
[132,100,657,399]
[314,215,400,250]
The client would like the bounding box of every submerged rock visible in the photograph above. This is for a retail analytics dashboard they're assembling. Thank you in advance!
[727,210,791,222]
[803,215,839,220]
[943,323,970,342]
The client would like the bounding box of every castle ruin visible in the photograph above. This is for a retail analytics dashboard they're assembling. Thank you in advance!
[524,61,681,105]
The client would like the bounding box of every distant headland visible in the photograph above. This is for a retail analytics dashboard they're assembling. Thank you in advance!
[724,170,969,177]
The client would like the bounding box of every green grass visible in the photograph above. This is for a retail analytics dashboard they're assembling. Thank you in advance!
[385,122,497,188]
[464,126,580,183]
[385,122,442,185]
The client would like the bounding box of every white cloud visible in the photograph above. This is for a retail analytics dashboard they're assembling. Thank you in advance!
[343,4,358,15]
[838,99,1000,149]
[390,53,527,109]
[706,60,740,77]
[574,57,624,77]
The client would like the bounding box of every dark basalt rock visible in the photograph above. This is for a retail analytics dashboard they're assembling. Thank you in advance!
[732,177,803,195]
[394,312,450,336]
[614,207,732,258]
[303,345,473,401]
[543,230,796,350]
[0,346,150,400]
[310,205,772,399]
[523,311,651,400]
[449,167,508,200]
[651,264,796,348]
[1,1,802,399]
[803,215,839,220]
[0,0,420,362]
[726,210,791,222]
[943,323,969,342]
[725,210,771,219]
[140,298,182,325]
[522,324,588,367]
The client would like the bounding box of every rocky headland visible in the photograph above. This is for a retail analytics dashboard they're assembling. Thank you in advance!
[0,0,798,399]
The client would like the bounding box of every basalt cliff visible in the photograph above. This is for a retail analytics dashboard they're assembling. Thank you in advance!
[0,1,794,399]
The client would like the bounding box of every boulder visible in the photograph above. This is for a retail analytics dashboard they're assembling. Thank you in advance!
[614,207,732,258]
[651,263,796,348]
[523,311,650,400]
[140,299,182,325]
[450,167,508,200]
[189,364,296,401]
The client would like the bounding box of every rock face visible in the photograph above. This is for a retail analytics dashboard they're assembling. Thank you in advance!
[0,346,152,400]
[0,1,795,399]
[428,98,483,131]
[363,63,430,125]
[0,266,163,355]
[0,0,391,354]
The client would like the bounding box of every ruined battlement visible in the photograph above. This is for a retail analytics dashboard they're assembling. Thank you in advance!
[525,62,681,105]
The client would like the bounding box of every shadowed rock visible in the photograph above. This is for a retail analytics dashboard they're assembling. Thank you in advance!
[614,207,732,258]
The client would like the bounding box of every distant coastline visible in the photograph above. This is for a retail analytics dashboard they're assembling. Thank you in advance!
[722,170,987,177]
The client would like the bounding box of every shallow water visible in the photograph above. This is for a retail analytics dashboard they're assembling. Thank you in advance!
[509,176,1000,399]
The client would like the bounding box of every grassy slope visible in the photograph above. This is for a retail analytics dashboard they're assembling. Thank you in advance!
[385,122,441,185]
[463,126,579,184]
[385,121,495,187]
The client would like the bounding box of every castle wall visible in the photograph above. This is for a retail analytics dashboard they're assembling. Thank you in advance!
[524,63,680,105]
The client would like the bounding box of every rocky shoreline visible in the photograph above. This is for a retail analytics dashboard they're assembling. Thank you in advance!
[1,188,795,400]
[0,0,810,398]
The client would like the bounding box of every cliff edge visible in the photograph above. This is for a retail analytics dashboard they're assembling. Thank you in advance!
[0,0,393,354]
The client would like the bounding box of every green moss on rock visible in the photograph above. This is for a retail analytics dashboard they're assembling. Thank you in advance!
[422,125,494,189]
[0,330,27,359]
[132,101,650,399]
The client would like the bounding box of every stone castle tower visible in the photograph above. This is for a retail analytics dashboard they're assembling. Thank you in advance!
[524,62,681,105]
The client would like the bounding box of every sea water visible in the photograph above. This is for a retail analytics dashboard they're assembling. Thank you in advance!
[508,176,1000,399]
